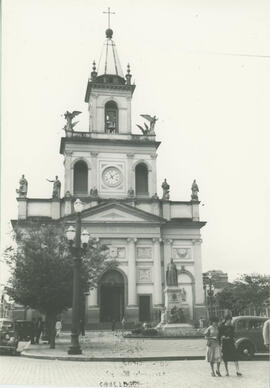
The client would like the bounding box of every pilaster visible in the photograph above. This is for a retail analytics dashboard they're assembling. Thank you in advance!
[163,239,173,280]
[90,152,98,189]
[64,192,72,216]
[51,198,60,219]
[153,238,163,306]
[127,153,135,191]
[17,197,27,219]
[192,201,200,221]
[192,239,204,304]
[127,238,137,306]
[64,151,72,194]
[162,200,171,220]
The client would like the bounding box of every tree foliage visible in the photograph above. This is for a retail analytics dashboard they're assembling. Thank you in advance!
[4,223,115,316]
[215,273,270,315]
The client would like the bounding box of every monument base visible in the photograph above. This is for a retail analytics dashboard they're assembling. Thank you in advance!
[156,323,201,337]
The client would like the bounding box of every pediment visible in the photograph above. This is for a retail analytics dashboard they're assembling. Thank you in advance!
[83,208,146,222]
[65,202,166,224]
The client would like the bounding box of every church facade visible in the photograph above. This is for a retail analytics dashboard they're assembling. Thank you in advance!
[13,27,206,326]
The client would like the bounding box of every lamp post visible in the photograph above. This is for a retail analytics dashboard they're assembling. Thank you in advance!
[66,199,90,355]
[203,272,215,319]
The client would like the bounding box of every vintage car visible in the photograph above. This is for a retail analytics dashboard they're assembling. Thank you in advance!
[0,318,19,355]
[232,316,268,359]
[14,320,36,342]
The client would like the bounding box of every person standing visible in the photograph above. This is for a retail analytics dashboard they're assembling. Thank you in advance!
[35,317,44,344]
[204,317,222,377]
[218,315,242,376]
[30,318,37,344]
[121,316,127,334]
[55,319,62,338]
[263,319,270,350]
[199,317,204,329]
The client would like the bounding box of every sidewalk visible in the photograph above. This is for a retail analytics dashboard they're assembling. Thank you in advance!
[21,331,206,361]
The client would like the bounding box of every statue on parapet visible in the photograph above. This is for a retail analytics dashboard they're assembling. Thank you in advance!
[191,179,199,201]
[16,174,28,197]
[63,111,82,134]
[127,187,135,198]
[166,258,178,287]
[162,178,170,200]
[90,187,98,198]
[47,176,61,199]
[136,114,158,135]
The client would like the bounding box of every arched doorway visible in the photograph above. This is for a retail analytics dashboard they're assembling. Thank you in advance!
[99,270,125,322]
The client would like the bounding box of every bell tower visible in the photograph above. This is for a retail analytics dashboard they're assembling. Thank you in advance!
[60,19,159,201]
[85,28,135,134]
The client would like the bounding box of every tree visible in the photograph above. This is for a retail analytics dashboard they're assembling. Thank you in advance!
[4,223,115,348]
[215,273,270,316]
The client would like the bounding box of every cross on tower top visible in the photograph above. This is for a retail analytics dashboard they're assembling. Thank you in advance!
[103,7,115,29]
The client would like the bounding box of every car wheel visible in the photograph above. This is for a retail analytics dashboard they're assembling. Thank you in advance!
[237,341,255,360]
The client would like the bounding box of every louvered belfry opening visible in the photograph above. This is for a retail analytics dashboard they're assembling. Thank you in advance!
[74,160,88,195]
[135,163,148,196]
[105,100,118,133]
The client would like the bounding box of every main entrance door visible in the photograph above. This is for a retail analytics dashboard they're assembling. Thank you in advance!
[100,270,124,322]
[139,295,151,322]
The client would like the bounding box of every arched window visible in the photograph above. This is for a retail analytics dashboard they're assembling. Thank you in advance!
[105,101,118,133]
[73,160,88,195]
[135,163,148,196]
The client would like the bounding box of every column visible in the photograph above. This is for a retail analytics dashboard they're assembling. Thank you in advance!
[127,238,137,306]
[153,238,163,306]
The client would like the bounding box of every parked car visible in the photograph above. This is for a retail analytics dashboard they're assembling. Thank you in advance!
[0,318,19,355]
[14,320,34,341]
[232,316,268,360]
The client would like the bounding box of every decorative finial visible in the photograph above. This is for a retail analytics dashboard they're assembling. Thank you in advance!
[91,60,97,80]
[105,28,113,39]
[126,63,132,85]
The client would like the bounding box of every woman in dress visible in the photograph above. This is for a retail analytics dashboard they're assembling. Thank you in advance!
[204,317,222,377]
[218,315,242,376]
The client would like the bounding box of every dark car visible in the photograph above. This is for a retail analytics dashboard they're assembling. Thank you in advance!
[0,318,19,355]
[232,316,268,360]
[14,320,34,342]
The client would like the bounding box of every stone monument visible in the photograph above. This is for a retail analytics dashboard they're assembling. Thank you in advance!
[156,258,195,336]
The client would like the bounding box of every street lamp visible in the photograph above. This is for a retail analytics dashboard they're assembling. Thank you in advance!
[66,199,90,355]
[203,272,215,319]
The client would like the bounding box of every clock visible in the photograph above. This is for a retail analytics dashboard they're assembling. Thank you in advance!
[102,166,122,187]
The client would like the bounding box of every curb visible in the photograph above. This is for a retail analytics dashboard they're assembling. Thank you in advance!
[124,336,204,340]
[21,352,205,362]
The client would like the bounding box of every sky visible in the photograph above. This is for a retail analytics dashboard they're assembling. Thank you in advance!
[1,0,270,284]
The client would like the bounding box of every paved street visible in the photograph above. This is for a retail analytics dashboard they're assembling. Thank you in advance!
[0,356,269,388]
[22,331,207,360]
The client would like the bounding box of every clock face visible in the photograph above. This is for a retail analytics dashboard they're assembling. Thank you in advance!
[102,167,122,187]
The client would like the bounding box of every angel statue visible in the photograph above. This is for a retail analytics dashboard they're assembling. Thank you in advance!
[136,114,158,135]
[63,110,82,134]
